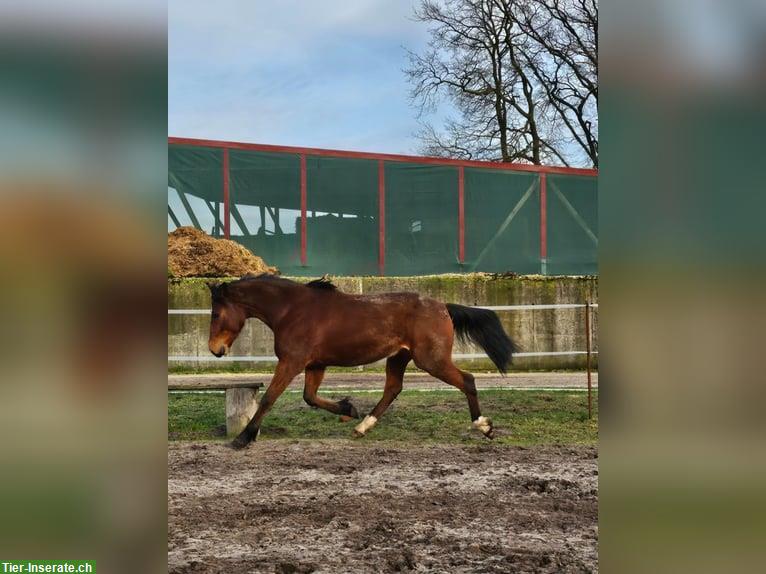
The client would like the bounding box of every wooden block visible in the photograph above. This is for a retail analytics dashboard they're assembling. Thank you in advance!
[225,387,259,437]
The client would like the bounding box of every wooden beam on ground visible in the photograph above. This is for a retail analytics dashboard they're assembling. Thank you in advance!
[168,380,265,391]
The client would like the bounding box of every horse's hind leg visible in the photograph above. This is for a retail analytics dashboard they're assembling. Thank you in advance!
[354,349,410,437]
[417,358,495,439]
[303,366,359,419]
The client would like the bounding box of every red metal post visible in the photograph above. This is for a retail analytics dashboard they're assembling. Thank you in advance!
[378,160,386,276]
[585,301,592,419]
[300,154,307,266]
[222,148,230,239]
[458,166,465,263]
[540,173,547,274]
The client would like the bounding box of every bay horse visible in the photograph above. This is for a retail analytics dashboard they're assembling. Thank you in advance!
[207,275,519,449]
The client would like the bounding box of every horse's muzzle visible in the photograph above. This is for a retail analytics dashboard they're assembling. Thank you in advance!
[210,345,227,358]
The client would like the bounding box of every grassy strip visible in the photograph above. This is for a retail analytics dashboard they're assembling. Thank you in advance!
[170,365,490,375]
[169,389,598,446]
[168,365,596,375]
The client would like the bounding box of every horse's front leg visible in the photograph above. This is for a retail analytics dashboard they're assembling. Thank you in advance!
[231,359,303,449]
[303,366,360,420]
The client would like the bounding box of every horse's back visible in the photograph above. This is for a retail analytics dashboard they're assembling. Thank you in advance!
[290,290,450,366]
[353,290,449,317]
[354,290,420,306]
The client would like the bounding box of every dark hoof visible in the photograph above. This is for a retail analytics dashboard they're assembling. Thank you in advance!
[484,428,496,440]
[230,431,256,450]
[230,437,250,450]
[338,397,360,419]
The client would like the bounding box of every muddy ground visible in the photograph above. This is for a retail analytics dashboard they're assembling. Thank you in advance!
[169,441,598,573]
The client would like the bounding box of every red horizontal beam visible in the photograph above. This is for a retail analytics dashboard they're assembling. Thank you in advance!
[168,136,597,177]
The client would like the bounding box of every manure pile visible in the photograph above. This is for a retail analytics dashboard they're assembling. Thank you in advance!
[168,227,278,277]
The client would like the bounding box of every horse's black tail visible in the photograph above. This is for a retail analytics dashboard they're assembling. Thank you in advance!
[446,303,519,374]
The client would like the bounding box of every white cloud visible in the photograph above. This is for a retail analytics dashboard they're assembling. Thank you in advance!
[170,0,424,69]
[169,0,432,154]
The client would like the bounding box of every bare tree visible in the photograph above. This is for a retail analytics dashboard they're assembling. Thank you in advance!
[406,0,598,167]
[517,0,598,166]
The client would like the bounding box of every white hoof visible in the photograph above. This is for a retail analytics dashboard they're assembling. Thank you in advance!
[354,415,377,437]
[472,416,493,435]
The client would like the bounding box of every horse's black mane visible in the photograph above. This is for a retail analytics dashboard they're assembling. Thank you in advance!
[306,277,337,290]
[211,274,337,297]
[241,273,337,290]
[238,273,285,284]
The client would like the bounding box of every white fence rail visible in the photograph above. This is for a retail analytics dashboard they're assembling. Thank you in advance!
[169,303,597,316]
[168,303,597,362]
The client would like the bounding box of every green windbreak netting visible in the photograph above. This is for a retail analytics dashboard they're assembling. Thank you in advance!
[229,150,303,275]
[305,156,379,276]
[167,143,598,276]
[463,169,541,274]
[546,174,598,275]
[384,162,460,276]
[168,145,224,236]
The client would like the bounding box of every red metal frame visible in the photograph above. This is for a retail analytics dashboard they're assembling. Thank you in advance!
[222,148,230,239]
[585,300,593,419]
[169,137,597,177]
[378,160,386,276]
[300,154,307,266]
[173,137,598,274]
[458,166,465,263]
[540,173,547,263]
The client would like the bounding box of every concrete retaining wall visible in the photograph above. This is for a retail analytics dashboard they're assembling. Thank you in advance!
[168,274,598,372]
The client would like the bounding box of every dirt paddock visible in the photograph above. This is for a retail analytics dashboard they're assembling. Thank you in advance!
[169,441,598,573]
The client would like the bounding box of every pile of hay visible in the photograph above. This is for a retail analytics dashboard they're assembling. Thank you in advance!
[168,227,278,278]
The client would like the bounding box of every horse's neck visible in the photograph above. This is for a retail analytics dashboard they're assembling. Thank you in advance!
[234,281,296,328]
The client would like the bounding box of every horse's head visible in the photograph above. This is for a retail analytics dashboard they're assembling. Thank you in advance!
[207,282,246,357]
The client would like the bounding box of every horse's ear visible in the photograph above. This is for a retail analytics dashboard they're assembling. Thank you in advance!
[206,281,223,296]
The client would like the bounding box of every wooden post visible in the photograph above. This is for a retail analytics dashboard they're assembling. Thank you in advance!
[585,301,592,419]
[225,387,260,437]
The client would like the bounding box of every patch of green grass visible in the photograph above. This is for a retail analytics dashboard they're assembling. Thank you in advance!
[169,389,598,446]
[167,364,521,375]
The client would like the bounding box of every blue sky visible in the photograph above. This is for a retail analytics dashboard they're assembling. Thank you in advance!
[169,0,439,155]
